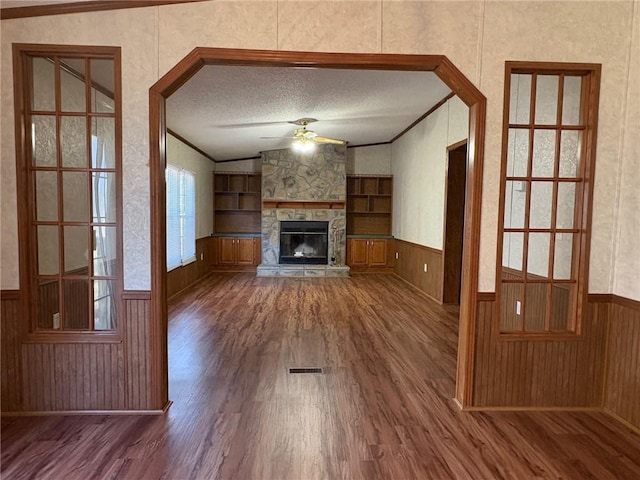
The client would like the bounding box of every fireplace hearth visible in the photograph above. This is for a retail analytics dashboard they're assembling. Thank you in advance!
[279,221,328,265]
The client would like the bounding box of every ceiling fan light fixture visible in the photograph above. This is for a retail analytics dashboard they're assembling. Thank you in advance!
[292,137,316,153]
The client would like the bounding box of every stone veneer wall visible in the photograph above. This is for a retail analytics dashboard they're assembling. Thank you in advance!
[262,145,346,200]
[260,145,348,271]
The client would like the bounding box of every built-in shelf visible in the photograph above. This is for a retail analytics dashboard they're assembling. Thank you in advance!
[214,172,261,234]
[346,175,393,236]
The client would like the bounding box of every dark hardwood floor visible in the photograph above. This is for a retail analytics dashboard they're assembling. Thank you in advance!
[2,273,640,479]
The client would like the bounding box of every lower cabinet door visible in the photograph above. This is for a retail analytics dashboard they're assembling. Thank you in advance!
[236,238,255,265]
[217,237,237,265]
[368,239,389,266]
[347,238,369,267]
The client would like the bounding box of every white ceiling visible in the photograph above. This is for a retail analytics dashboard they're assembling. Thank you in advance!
[166,65,452,161]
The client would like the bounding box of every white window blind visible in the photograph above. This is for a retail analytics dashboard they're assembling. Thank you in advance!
[166,165,196,271]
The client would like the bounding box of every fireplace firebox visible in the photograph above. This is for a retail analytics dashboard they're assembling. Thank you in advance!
[279,221,329,265]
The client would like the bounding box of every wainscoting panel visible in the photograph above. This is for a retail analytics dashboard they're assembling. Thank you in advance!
[1,291,22,411]
[167,237,213,298]
[123,294,153,410]
[1,290,152,413]
[605,299,640,429]
[473,300,607,407]
[21,342,124,411]
[393,239,443,301]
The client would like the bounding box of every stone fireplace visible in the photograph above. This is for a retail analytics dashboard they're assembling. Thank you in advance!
[256,144,350,277]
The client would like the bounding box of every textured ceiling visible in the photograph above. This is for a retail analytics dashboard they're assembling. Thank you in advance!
[166,65,452,161]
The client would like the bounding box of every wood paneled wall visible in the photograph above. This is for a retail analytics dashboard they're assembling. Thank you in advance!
[473,298,608,407]
[123,293,153,410]
[1,291,22,411]
[1,291,156,413]
[166,237,214,299]
[604,299,640,429]
[21,342,124,411]
[393,238,443,302]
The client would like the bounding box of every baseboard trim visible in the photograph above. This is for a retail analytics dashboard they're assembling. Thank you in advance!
[603,408,640,435]
[391,273,442,305]
[459,405,601,412]
[1,408,167,416]
[167,270,215,301]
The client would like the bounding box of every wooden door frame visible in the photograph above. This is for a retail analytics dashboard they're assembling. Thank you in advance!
[149,48,486,410]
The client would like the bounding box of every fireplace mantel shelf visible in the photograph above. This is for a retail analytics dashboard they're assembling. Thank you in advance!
[263,200,345,210]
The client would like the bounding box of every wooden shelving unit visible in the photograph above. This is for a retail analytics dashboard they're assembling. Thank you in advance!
[346,175,392,235]
[213,172,261,234]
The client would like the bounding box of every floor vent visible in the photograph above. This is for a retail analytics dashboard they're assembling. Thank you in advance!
[288,367,323,374]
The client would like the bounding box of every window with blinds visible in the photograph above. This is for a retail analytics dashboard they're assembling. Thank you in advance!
[166,165,196,271]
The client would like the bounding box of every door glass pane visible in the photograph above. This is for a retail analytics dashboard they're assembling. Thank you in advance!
[93,226,116,276]
[37,279,59,329]
[525,283,548,331]
[92,172,116,223]
[63,278,90,329]
[554,233,574,279]
[529,182,553,229]
[61,116,87,167]
[509,74,531,124]
[37,226,59,275]
[502,232,524,275]
[32,115,57,167]
[60,58,86,112]
[63,172,89,222]
[90,59,115,113]
[562,76,582,126]
[31,57,55,111]
[556,182,577,229]
[500,283,523,331]
[504,181,527,228]
[63,226,89,273]
[559,130,581,178]
[551,284,575,330]
[94,279,116,330]
[532,130,556,177]
[91,117,115,168]
[534,75,559,125]
[35,171,58,222]
[506,129,529,177]
[527,232,550,278]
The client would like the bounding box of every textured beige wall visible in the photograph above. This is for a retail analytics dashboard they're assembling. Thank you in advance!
[613,0,640,301]
[1,7,158,290]
[166,133,216,239]
[1,0,637,299]
[477,0,636,295]
[346,144,391,175]
[391,96,468,250]
[214,158,261,173]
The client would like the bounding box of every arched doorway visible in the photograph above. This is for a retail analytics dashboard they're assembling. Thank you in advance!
[148,49,486,410]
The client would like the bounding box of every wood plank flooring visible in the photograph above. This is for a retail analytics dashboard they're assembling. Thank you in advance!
[2,273,640,479]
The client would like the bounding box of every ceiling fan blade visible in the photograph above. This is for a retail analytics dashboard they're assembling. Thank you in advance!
[217,120,289,129]
[314,136,346,145]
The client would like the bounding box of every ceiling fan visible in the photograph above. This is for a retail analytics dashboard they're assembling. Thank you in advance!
[262,118,346,151]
